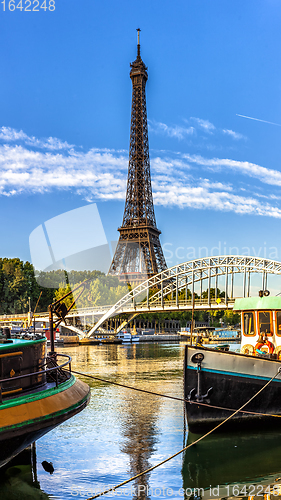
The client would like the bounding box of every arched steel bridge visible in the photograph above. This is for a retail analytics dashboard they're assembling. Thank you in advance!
[86,255,281,337]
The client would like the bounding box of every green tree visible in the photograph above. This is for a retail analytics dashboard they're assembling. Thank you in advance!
[54,276,128,310]
[54,283,75,309]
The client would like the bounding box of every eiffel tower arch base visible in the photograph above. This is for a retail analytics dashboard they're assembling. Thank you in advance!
[110,226,166,286]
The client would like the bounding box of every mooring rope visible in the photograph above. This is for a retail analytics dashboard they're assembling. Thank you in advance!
[72,370,186,401]
[72,369,281,418]
[187,397,281,418]
[72,368,281,500]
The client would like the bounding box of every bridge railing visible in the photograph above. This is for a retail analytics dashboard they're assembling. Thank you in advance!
[114,297,236,312]
[0,297,238,324]
[0,304,116,322]
[66,304,115,315]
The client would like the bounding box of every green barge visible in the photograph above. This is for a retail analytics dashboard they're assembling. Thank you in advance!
[0,334,90,468]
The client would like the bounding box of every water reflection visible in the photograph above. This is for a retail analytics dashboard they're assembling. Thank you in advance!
[2,342,281,500]
[182,428,281,499]
[0,445,51,500]
[119,353,160,500]
[35,343,183,500]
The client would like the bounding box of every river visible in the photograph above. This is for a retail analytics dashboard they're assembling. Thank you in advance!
[6,341,281,500]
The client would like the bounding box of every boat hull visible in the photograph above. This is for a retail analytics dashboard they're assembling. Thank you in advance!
[0,375,90,468]
[184,345,281,433]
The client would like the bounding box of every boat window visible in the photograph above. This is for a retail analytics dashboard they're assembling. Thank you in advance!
[258,311,272,336]
[243,312,255,336]
[276,312,281,336]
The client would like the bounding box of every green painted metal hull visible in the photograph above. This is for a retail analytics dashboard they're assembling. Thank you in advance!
[0,375,90,468]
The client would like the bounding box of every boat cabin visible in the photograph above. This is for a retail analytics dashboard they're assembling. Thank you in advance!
[233,296,281,358]
[0,335,47,399]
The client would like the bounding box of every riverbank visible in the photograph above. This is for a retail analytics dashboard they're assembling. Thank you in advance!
[61,334,182,345]
[61,334,240,346]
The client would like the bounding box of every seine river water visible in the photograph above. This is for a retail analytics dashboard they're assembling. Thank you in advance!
[6,341,281,500]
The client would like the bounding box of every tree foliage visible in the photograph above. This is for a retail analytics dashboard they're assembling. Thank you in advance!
[54,275,128,309]
[0,259,127,315]
[0,258,42,314]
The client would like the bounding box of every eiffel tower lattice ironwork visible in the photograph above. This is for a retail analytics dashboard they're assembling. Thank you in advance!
[108,30,167,285]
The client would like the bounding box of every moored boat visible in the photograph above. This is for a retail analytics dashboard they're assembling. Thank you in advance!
[184,293,281,433]
[179,327,213,344]
[116,330,140,343]
[0,331,90,468]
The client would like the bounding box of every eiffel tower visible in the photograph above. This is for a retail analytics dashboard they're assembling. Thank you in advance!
[108,30,167,285]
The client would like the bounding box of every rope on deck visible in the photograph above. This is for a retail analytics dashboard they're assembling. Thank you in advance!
[71,368,281,500]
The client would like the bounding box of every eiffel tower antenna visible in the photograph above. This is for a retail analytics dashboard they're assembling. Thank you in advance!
[108,30,167,285]
[137,28,141,56]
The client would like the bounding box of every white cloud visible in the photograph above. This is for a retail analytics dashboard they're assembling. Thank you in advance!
[199,178,233,191]
[1,126,281,219]
[182,153,281,187]
[0,126,75,150]
[149,118,246,144]
[151,156,191,174]
[0,127,28,142]
[222,129,245,140]
[153,180,281,218]
[0,143,128,198]
[148,120,195,140]
[149,117,217,140]
[190,117,216,133]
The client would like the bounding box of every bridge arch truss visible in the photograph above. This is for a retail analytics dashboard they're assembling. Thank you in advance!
[87,255,281,336]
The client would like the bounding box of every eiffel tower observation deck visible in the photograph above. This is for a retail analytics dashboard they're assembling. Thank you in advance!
[108,30,167,285]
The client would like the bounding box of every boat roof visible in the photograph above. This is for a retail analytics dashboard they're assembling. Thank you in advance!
[193,327,215,331]
[234,296,281,311]
[0,337,46,351]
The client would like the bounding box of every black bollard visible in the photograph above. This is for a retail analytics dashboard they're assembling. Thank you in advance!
[3,327,11,339]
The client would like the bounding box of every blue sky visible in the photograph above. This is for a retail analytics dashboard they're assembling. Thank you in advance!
[1,0,281,271]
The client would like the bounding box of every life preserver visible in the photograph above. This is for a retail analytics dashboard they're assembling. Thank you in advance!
[275,346,281,360]
[241,344,254,355]
[255,339,274,354]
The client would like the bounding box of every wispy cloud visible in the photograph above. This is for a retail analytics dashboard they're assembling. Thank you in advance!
[199,178,233,191]
[190,117,216,133]
[222,129,246,140]
[148,120,195,140]
[149,117,245,143]
[183,153,281,187]
[0,126,75,150]
[0,142,128,198]
[153,180,281,218]
[1,126,281,219]
[152,156,191,175]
